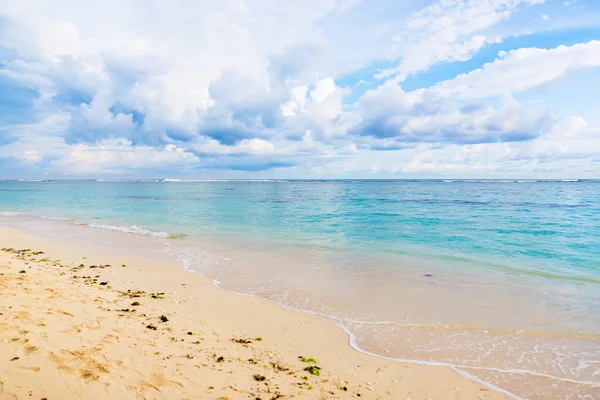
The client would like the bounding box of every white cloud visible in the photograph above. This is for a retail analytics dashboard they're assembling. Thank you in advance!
[237,138,275,155]
[415,40,600,100]
[0,0,348,137]
[281,78,350,139]
[0,0,599,178]
[354,82,554,144]
[48,138,199,174]
[376,0,546,79]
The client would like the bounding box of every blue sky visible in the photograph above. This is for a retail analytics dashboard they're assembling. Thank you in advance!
[0,0,599,179]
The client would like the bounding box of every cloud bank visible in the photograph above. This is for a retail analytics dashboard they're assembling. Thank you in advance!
[1,0,599,178]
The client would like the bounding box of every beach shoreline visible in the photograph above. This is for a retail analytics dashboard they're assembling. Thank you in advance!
[0,225,508,399]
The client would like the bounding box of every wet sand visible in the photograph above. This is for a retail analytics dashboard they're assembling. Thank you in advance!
[0,226,507,399]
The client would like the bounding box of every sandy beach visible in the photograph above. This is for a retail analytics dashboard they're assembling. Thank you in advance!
[0,226,507,399]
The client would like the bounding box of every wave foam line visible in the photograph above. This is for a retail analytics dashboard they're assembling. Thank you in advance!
[40,216,73,221]
[87,223,171,238]
[337,322,600,391]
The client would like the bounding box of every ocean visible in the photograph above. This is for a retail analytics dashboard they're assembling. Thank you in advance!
[1,179,599,399]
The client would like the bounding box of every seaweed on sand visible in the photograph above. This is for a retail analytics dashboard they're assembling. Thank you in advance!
[231,338,252,344]
[303,366,321,376]
[119,290,146,298]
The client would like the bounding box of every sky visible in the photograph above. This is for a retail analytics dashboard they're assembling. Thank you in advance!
[0,0,599,179]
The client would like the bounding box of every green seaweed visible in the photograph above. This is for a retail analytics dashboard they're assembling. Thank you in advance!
[303,366,321,376]
[299,357,317,363]
[253,374,266,382]
[159,315,169,322]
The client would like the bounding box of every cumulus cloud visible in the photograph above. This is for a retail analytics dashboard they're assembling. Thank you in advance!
[0,0,340,139]
[281,78,351,140]
[0,0,598,177]
[417,40,600,100]
[352,80,555,145]
[48,139,199,174]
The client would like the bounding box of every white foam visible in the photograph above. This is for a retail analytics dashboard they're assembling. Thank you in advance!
[0,211,21,216]
[87,223,170,238]
[40,216,73,221]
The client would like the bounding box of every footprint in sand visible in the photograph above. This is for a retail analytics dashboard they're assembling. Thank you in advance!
[9,338,29,345]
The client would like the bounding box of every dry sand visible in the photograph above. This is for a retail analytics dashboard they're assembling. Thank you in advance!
[0,226,508,399]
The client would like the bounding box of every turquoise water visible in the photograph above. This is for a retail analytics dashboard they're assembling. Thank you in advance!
[2,179,599,281]
[1,179,599,399]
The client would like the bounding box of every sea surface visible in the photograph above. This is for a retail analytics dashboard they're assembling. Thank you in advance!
[1,179,599,399]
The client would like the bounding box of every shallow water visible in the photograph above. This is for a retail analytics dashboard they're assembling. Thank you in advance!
[1,179,599,399]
